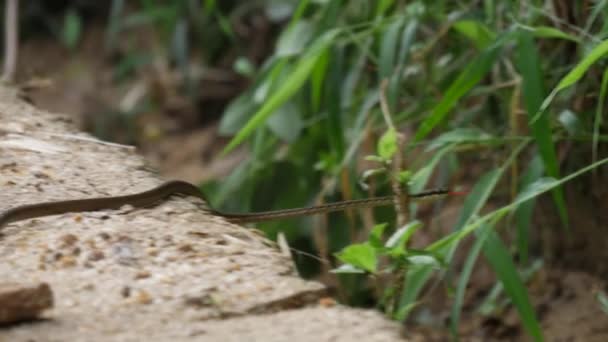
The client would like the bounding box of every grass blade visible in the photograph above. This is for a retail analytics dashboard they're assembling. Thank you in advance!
[222,29,340,154]
[534,38,608,123]
[593,67,608,166]
[481,229,543,341]
[450,222,490,338]
[514,155,544,265]
[452,20,496,49]
[427,155,608,255]
[413,33,511,142]
[516,30,568,228]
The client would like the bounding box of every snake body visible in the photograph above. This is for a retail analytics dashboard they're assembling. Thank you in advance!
[0,180,449,229]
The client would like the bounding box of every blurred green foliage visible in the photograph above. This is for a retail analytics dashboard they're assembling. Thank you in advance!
[213,1,608,340]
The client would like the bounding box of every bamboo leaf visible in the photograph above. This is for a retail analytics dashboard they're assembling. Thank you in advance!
[453,20,496,49]
[516,31,568,228]
[482,230,543,341]
[556,39,608,91]
[413,34,510,142]
[222,29,340,154]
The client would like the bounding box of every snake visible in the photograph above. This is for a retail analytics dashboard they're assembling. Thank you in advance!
[0,180,453,229]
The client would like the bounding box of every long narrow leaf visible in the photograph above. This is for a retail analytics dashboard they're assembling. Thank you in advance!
[450,223,491,338]
[593,68,608,166]
[534,38,608,122]
[398,172,501,323]
[222,29,340,154]
[413,33,510,142]
[516,30,568,228]
[427,155,608,254]
[482,230,543,341]
[514,155,544,264]
[452,20,496,49]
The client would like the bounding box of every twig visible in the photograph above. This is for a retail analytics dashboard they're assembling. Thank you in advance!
[2,0,18,83]
[379,79,408,226]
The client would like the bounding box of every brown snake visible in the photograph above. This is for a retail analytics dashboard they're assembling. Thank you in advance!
[0,180,452,229]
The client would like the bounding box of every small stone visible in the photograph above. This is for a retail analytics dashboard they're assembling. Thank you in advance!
[53,252,63,261]
[319,297,337,307]
[87,249,105,262]
[159,276,175,285]
[82,283,95,291]
[33,171,50,179]
[177,244,194,253]
[226,263,241,272]
[98,232,111,241]
[58,233,78,247]
[135,290,153,305]
[0,282,53,324]
[134,270,151,280]
[84,238,97,249]
[59,255,78,268]
[120,286,131,298]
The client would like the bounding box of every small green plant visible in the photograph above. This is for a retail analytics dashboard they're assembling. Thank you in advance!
[61,9,82,49]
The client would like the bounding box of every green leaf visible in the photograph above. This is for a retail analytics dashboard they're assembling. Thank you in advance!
[375,0,394,16]
[254,59,288,103]
[397,170,412,184]
[516,31,568,228]
[276,20,315,57]
[395,267,433,320]
[379,17,404,78]
[385,220,422,250]
[335,243,378,273]
[452,169,503,236]
[526,25,580,42]
[406,254,440,268]
[310,49,330,113]
[222,29,340,154]
[514,155,544,265]
[557,110,583,136]
[325,48,345,158]
[369,223,388,249]
[397,169,503,321]
[514,177,558,202]
[593,67,608,165]
[218,94,256,135]
[597,291,608,315]
[556,39,608,92]
[426,128,493,150]
[453,20,496,49]
[331,264,366,274]
[378,128,398,160]
[450,222,491,338]
[266,101,303,142]
[533,38,608,124]
[413,33,510,142]
[410,145,453,191]
[265,0,296,21]
[233,57,256,77]
[482,231,543,341]
[427,155,608,254]
[62,9,82,49]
